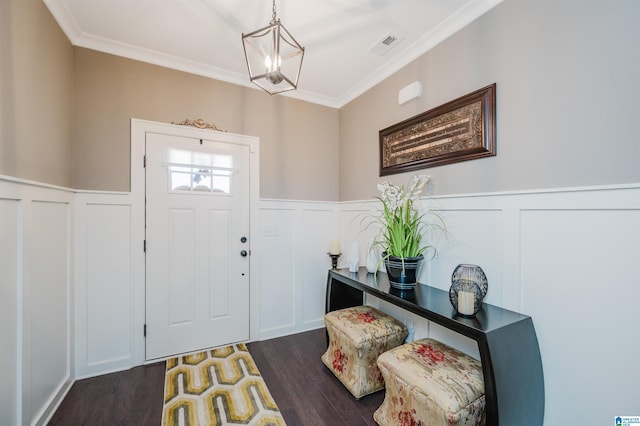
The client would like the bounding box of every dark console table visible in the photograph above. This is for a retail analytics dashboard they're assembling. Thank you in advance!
[325,267,544,426]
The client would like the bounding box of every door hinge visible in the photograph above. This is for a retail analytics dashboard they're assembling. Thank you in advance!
[143,155,146,168]
[144,324,147,337]
[143,240,146,253]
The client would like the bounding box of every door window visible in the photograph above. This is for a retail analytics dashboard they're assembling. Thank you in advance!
[165,148,233,194]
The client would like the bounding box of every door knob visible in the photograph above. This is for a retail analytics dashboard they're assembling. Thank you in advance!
[240,236,247,243]
[240,250,248,257]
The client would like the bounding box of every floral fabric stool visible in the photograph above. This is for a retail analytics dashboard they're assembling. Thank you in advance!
[374,338,485,426]
[321,305,408,399]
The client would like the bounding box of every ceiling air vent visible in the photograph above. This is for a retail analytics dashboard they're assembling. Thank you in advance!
[369,33,402,56]
[381,35,397,45]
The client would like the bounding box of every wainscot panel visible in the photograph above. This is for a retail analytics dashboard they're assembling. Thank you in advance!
[29,200,72,425]
[521,207,640,424]
[0,197,20,426]
[0,177,74,426]
[301,209,338,326]
[74,193,135,378]
[258,200,339,339]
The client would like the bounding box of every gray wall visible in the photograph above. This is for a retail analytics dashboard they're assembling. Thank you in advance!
[339,0,640,200]
[0,0,73,187]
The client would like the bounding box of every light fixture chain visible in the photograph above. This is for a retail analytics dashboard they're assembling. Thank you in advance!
[272,0,277,21]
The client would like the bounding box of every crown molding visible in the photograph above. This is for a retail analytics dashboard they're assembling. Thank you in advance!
[44,0,503,109]
[43,0,83,41]
[336,0,504,107]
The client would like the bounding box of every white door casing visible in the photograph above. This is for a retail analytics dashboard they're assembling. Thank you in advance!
[130,119,260,365]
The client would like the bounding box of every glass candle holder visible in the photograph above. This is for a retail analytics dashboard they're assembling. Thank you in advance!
[449,264,488,317]
[451,264,488,298]
[449,279,483,317]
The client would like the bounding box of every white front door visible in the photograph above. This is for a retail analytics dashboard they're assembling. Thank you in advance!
[145,131,250,360]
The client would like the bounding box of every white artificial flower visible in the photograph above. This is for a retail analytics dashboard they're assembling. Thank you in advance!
[407,175,429,201]
[379,181,402,211]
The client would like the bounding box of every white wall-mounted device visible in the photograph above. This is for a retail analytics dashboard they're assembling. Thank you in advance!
[398,81,423,105]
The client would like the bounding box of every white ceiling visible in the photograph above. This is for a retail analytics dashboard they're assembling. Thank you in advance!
[44,0,502,108]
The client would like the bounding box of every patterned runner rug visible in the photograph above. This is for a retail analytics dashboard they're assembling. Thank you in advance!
[162,343,286,426]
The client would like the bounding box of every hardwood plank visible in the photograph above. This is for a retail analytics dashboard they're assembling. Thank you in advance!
[247,328,383,426]
[48,361,165,426]
[48,328,383,425]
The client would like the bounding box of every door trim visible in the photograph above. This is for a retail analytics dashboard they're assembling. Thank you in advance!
[130,118,260,366]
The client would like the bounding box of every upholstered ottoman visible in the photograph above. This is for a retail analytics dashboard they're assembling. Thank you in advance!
[375,338,485,426]
[321,305,408,398]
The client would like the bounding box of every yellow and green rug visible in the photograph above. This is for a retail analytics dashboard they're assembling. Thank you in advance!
[162,343,286,426]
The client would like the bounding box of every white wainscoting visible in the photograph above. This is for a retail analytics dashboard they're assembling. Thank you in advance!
[3,176,637,426]
[257,199,340,340]
[0,177,74,426]
[341,184,639,426]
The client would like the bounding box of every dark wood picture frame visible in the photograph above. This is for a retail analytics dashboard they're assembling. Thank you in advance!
[379,83,496,176]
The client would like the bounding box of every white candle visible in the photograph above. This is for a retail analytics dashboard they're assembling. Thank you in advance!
[458,290,475,315]
[329,240,341,255]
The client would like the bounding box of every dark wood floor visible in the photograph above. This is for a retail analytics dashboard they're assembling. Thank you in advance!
[49,328,384,425]
[247,328,384,426]
[48,360,166,425]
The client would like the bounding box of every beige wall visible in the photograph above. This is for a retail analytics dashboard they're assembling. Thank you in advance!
[72,49,339,200]
[4,0,639,200]
[339,0,640,200]
[0,0,73,186]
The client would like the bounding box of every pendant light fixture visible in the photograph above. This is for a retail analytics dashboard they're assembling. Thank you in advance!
[242,0,305,95]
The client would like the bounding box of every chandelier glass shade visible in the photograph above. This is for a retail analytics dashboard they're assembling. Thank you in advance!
[242,1,304,95]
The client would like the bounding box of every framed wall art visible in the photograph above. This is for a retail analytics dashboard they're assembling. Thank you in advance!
[379,83,496,176]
